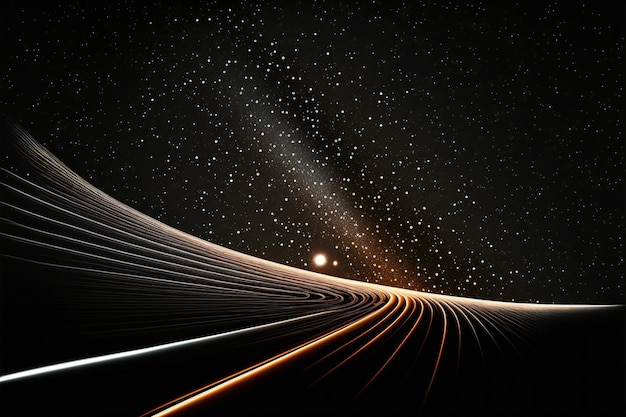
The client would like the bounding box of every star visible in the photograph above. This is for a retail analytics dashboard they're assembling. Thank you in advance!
[313,253,327,267]
[1,1,621,304]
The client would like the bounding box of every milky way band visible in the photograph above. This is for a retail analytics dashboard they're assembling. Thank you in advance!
[0,121,622,416]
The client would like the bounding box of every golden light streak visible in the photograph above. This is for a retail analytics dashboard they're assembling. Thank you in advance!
[1,122,621,417]
[145,293,397,417]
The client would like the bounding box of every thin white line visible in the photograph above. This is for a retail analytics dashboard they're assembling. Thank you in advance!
[0,310,331,384]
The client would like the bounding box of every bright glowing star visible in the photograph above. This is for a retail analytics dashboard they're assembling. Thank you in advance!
[313,254,327,266]
[333,260,338,266]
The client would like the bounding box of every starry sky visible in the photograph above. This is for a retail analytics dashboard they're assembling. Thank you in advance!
[2,1,623,304]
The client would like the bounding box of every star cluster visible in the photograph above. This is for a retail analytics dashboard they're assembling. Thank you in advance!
[2,1,623,303]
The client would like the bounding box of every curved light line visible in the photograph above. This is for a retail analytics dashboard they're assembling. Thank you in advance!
[0,310,332,384]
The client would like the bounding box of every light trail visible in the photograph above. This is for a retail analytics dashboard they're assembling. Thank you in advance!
[422,298,449,410]
[143,294,401,417]
[358,296,424,395]
[0,311,334,384]
[0,121,622,417]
